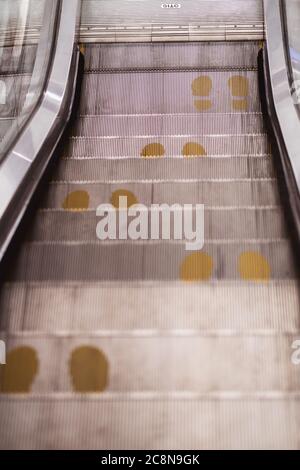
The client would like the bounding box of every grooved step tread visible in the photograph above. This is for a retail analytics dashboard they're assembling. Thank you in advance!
[65,134,270,158]
[28,207,287,242]
[5,241,297,282]
[42,180,281,209]
[52,156,275,182]
[83,40,262,71]
[71,113,265,137]
[0,333,299,392]
[0,398,298,450]
[1,281,299,331]
[79,70,261,115]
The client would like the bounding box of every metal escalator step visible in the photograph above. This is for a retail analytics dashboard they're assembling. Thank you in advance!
[0,333,299,392]
[83,41,261,72]
[0,397,298,450]
[1,281,299,331]
[7,241,297,282]
[28,208,286,242]
[65,134,270,158]
[53,156,275,182]
[80,70,261,115]
[42,180,281,209]
[71,114,265,137]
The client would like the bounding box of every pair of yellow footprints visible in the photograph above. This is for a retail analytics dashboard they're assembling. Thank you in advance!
[192,75,249,111]
[62,189,138,211]
[141,142,206,158]
[180,251,271,282]
[0,345,108,393]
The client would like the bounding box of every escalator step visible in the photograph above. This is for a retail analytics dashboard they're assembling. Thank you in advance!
[7,241,297,281]
[1,281,299,331]
[0,397,298,450]
[71,113,265,136]
[83,41,261,72]
[42,180,281,208]
[0,333,299,392]
[65,134,270,158]
[29,207,287,241]
[53,156,275,181]
[79,70,261,115]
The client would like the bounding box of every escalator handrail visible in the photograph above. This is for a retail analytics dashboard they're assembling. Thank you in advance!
[0,0,81,262]
[0,0,60,164]
[263,0,300,240]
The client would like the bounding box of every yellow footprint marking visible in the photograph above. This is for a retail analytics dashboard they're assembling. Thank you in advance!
[258,40,264,51]
[180,252,213,282]
[0,346,39,393]
[239,251,270,281]
[70,346,109,393]
[182,142,207,157]
[62,190,90,211]
[111,189,138,208]
[194,101,212,111]
[192,76,212,96]
[191,76,212,111]
[228,75,249,111]
[141,143,165,158]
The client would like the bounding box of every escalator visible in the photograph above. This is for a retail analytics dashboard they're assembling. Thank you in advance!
[0,0,300,450]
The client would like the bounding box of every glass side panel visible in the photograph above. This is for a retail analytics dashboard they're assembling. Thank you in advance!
[284,0,300,105]
[0,0,57,161]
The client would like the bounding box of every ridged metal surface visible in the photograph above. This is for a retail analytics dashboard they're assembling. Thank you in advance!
[0,1,264,45]
[83,41,262,71]
[0,40,299,449]
[80,71,260,114]
[53,157,275,181]
[0,398,298,450]
[6,241,297,281]
[79,0,264,42]
[1,282,299,331]
[27,207,287,242]
[73,114,265,136]
[81,0,264,25]
[66,134,270,158]
[1,334,300,392]
[43,179,281,208]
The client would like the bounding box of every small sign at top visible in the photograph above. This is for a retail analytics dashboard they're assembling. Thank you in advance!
[161,3,181,8]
